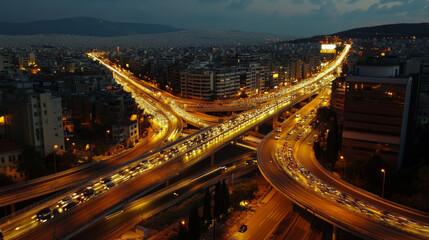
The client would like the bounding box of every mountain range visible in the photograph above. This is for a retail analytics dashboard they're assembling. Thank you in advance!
[1,17,427,47]
[290,22,429,43]
[0,17,182,36]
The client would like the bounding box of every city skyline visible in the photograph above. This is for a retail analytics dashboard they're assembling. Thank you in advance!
[1,0,428,36]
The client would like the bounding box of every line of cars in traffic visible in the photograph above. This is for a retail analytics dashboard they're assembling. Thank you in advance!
[30,113,256,225]
[10,49,350,238]
[272,100,429,238]
[34,159,154,223]
[30,57,341,230]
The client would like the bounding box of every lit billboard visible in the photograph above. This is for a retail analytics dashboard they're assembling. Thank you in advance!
[320,44,336,54]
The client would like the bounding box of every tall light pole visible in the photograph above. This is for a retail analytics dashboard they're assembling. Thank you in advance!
[381,169,386,198]
[106,130,110,144]
[53,145,58,173]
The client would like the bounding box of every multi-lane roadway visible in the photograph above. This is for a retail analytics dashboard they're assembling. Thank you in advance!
[1,44,350,239]
[0,71,183,208]
[71,152,257,240]
[258,88,429,239]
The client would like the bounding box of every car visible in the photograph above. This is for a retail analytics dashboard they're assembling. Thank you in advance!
[361,209,373,216]
[82,188,95,200]
[238,224,248,233]
[104,182,116,190]
[101,177,112,184]
[36,207,53,222]
[63,201,78,211]
[381,211,394,219]
[57,196,73,208]
[276,128,282,132]
[52,208,60,216]
[274,135,280,140]
[245,160,255,166]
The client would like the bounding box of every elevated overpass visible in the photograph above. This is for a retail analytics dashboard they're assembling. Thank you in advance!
[258,89,429,239]
[2,45,350,239]
[0,72,183,207]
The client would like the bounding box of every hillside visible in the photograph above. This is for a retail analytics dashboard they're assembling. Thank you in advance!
[290,22,429,43]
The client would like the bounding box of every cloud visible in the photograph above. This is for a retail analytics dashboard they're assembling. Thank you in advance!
[0,0,428,37]
[308,0,327,4]
[198,0,227,2]
[228,0,254,9]
[379,0,405,3]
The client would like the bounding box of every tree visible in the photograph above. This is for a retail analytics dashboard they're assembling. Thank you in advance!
[177,222,188,240]
[59,152,79,170]
[0,173,13,187]
[202,188,212,225]
[335,156,347,176]
[313,140,321,159]
[362,154,386,192]
[222,179,230,215]
[317,107,333,124]
[188,206,200,240]
[18,145,46,179]
[326,119,339,171]
[214,181,223,219]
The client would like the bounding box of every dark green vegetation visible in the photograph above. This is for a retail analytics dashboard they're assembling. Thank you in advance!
[174,180,231,240]
[0,173,13,187]
[313,107,340,172]
[147,175,259,240]
[18,145,79,179]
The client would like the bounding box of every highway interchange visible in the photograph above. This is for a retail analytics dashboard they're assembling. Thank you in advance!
[5,43,428,239]
[2,43,347,239]
[258,88,429,239]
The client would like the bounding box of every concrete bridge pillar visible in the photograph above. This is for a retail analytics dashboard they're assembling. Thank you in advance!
[332,226,337,240]
[273,115,278,128]
[211,154,215,167]
[10,203,15,214]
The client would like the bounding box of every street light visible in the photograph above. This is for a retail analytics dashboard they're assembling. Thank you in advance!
[53,145,58,173]
[381,169,386,198]
[106,130,110,144]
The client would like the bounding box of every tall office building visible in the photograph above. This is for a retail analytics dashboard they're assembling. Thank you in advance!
[180,71,213,101]
[4,90,65,155]
[246,63,267,95]
[341,65,412,171]
[330,77,346,126]
[417,54,429,125]
[180,68,244,101]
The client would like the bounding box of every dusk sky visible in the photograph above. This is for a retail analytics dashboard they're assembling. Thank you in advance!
[2,0,428,36]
